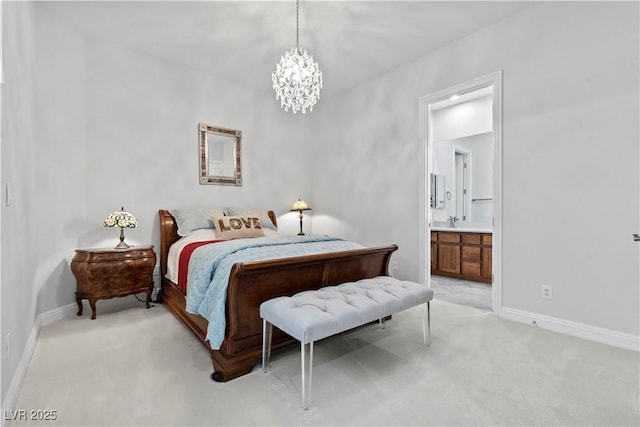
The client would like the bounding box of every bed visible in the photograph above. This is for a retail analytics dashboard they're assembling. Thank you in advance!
[158,208,398,382]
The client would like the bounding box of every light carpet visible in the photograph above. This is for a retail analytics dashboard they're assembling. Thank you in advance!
[9,298,640,426]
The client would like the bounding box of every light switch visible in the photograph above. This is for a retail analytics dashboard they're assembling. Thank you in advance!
[5,182,12,206]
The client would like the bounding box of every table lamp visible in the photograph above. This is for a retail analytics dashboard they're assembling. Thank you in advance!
[290,199,311,235]
[103,207,138,249]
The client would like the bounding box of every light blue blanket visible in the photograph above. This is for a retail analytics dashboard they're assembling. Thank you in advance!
[184,235,363,349]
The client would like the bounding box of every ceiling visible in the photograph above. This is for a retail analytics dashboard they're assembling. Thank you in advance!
[42,1,534,95]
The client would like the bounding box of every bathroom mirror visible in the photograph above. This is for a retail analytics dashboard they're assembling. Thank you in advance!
[199,123,242,186]
[430,173,446,209]
[433,134,492,224]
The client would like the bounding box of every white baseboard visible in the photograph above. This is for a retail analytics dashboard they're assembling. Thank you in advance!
[500,307,640,351]
[1,303,77,420]
[39,303,78,327]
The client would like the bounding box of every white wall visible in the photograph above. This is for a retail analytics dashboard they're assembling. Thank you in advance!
[1,1,39,403]
[312,1,639,339]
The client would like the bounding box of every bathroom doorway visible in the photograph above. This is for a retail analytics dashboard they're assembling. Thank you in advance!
[418,72,503,313]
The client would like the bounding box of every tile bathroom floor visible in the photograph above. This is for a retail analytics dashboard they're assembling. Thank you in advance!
[430,275,492,311]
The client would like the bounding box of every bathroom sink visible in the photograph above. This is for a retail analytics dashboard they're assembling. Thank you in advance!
[432,221,451,228]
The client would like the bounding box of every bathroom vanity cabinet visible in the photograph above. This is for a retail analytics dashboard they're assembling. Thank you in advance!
[431,231,492,284]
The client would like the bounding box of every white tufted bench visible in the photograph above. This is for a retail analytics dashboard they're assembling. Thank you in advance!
[260,275,433,409]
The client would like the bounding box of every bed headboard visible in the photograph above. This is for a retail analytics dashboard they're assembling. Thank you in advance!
[157,209,278,287]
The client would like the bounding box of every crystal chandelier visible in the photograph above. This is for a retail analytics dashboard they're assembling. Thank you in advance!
[272,0,322,114]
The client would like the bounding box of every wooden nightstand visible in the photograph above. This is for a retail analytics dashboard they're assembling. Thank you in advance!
[71,245,156,319]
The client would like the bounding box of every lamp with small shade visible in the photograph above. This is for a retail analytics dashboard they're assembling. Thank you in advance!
[290,199,311,235]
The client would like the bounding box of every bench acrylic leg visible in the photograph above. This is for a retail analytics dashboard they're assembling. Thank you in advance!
[301,341,313,410]
[422,301,431,347]
[262,320,273,373]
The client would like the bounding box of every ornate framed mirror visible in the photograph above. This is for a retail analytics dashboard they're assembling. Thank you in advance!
[199,123,242,186]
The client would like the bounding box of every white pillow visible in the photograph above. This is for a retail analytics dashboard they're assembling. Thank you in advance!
[181,228,218,243]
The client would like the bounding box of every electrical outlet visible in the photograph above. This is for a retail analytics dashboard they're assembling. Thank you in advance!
[541,285,553,299]
[391,261,399,271]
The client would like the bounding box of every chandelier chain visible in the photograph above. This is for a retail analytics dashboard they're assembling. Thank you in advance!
[296,0,299,51]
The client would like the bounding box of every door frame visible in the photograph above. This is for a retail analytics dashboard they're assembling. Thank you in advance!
[418,71,503,313]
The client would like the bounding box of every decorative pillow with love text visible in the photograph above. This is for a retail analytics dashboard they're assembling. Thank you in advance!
[211,215,265,240]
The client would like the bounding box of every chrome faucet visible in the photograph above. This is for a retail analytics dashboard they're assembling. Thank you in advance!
[447,216,458,228]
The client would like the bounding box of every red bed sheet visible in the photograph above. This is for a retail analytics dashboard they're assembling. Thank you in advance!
[178,240,222,292]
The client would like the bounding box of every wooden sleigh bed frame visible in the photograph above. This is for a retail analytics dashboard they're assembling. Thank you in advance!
[158,209,398,382]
